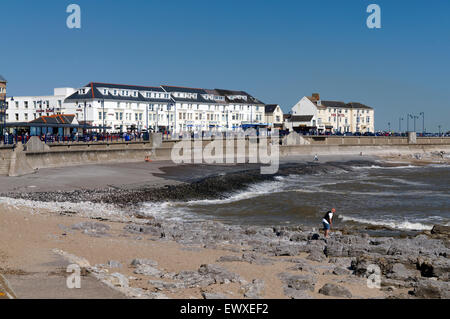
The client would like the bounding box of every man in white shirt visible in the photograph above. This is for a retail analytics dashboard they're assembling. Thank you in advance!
[322,208,336,238]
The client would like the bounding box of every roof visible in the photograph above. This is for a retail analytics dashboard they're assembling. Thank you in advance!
[161,85,207,94]
[65,82,265,105]
[265,104,279,113]
[306,97,373,110]
[65,82,170,103]
[0,75,6,83]
[30,114,76,125]
[214,88,265,105]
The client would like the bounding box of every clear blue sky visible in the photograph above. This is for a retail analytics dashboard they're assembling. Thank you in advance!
[2,0,449,132]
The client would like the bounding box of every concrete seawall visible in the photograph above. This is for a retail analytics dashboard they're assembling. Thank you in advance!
[1,136,450,176]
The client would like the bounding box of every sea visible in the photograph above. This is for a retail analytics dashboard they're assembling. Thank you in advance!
[141,164,450,233]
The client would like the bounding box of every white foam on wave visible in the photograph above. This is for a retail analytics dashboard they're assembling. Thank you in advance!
[339,214,434,231]
[388,178,429,187]
[352,165,419,170]
[138,179,290,220]
[184,180,286,206]
[0,196,125,220]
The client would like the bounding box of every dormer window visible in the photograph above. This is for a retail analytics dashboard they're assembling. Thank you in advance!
[103,89,108,95]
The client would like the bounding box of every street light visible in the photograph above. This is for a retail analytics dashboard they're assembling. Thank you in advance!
[413,115,419,133]
[388,122,391,132]
[399,117,404,133]
[419,112,425,135]
[438,125,442,136]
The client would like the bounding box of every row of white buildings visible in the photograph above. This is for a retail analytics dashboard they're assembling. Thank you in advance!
[4,82,374,134]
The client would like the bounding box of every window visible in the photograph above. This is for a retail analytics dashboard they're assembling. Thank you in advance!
[15,114,19,121]
[99,112,102,120]
[25,114,28,120]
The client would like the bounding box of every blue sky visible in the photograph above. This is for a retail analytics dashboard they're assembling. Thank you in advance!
[2,0,449,132]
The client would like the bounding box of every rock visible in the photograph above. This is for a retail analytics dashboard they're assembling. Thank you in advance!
[217,255,242,263]
[198,264,240,284]
[109,273,129,288]
[131,258,158,267]
[202,292,228,299]
[287,259,315,273]
[241,253,274,265]
[289,232,309,242]
[382,278,417,289]
[431,225,450,236]
[387,263,419,281]
[148,280,185,290]
[107,260,122,268]
[283,287,312,299]
[319,283,352,298]
[175,271,215,288]
[271,244,301,256]
[279,273,317,292]
[71,222,110,236]
[351,255,392,277]
[124,224,164,237]
[332,266,352,276]
[411,280,450,299]
[306,249,326,262]
[328,257,353,269]
[133,264,162,277]
[242,279,265,299]
[324,241,346,257]
[308,233,320,240]
[416,257,450,280]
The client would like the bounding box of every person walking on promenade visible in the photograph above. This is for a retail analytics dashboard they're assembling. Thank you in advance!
[322,208,336,238]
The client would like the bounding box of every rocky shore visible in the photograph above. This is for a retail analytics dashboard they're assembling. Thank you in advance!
[58,213,449,299]
[0,159,449,299]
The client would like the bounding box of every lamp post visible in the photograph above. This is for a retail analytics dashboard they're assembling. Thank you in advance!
[146,104,149,132]
[406,114,410,132]
[419,112,425,135]
[388,122,391,132]
[438,125,442,136]
[399,117,404,133]
[413,115,419,133]
[83,101,87,135]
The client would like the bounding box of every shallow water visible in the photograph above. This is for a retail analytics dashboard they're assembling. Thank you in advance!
[142,164,450,232]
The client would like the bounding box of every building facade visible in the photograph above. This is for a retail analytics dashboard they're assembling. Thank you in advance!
[264,105,284,128]
[0,75,7,134]
[5,88,76,123]
[63,83,267,133]
[289,93,375,133]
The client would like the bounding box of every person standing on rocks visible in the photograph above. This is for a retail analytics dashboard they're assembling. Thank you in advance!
[322,208,335,238]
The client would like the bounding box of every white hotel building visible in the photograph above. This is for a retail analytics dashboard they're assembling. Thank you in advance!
[64,83,267,133]
[7,83,267,134]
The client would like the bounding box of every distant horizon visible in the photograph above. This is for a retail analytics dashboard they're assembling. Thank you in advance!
[2,0,449,132]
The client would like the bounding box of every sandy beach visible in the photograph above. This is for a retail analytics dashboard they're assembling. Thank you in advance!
[0,154,449,299]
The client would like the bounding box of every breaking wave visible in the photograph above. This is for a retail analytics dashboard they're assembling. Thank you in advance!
[338,214,434,231]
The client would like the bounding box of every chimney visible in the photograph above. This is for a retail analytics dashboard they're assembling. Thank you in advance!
[312,93,320,101]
